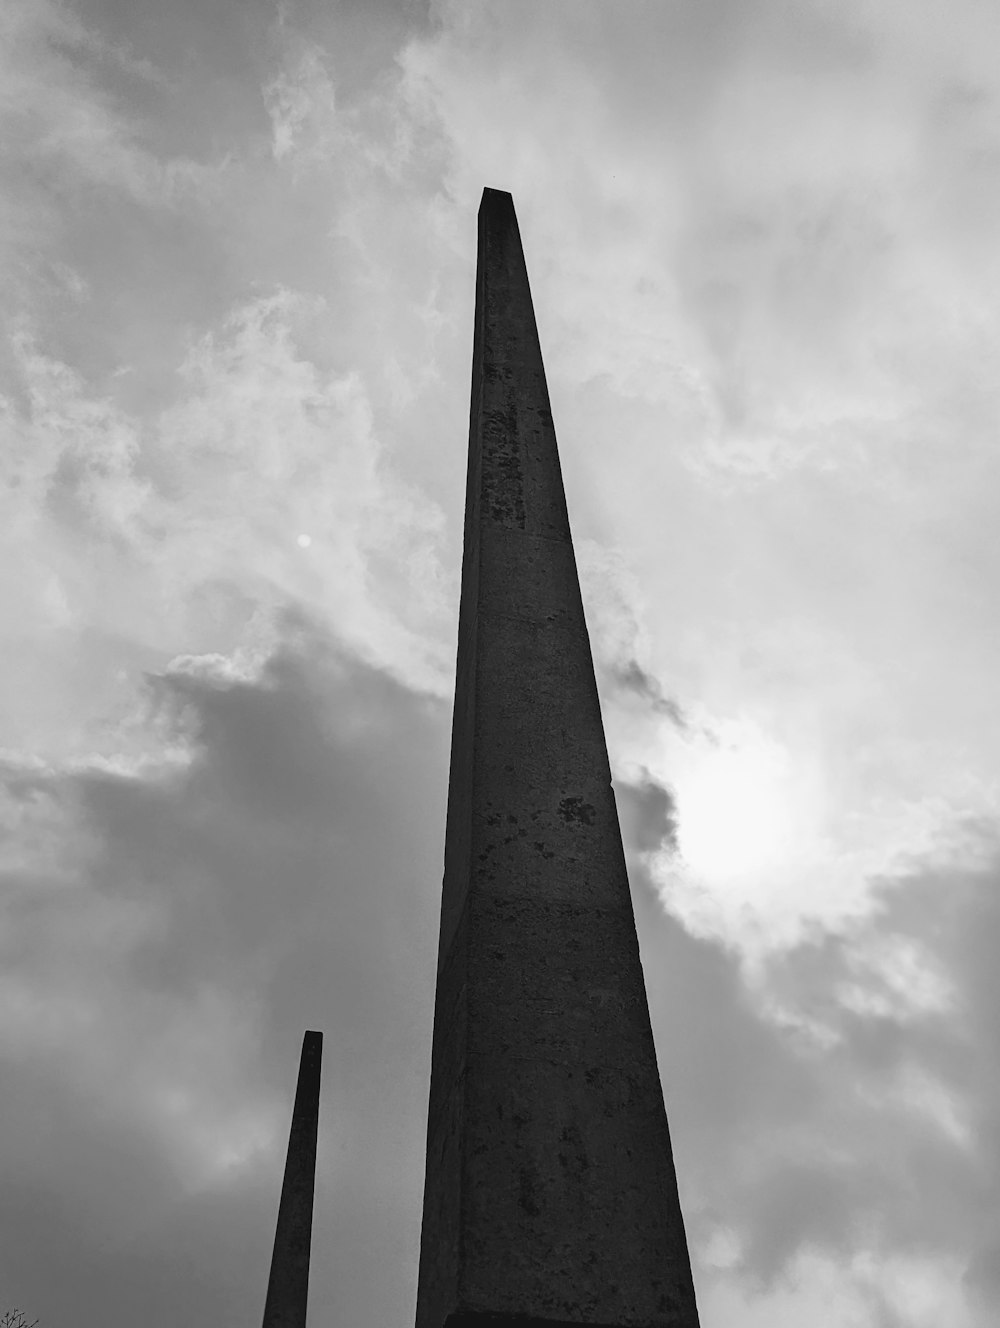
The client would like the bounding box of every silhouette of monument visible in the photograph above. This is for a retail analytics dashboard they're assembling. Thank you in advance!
[415,190,700,1328]
[262,1030,323,1328]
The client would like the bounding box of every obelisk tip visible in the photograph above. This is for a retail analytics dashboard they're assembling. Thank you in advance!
[301,1029,323,1063]
[479,186,516,216]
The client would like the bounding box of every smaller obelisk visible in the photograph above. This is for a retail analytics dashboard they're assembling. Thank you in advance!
[262,1030,323,1328]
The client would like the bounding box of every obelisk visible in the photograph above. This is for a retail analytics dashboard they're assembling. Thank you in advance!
[415,190,700,1328]
[262,1030,323,1328]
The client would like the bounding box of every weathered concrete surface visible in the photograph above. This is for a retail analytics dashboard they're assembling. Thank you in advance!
[262,1030,323,1328]
[415,191,700,1328]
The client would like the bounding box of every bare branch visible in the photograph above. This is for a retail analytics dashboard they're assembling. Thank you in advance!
[0,1310,40,1328]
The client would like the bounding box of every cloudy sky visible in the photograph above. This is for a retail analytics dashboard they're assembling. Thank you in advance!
[4,0,1000,1324]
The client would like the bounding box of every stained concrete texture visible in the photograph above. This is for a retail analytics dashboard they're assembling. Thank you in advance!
[415,191,701,1328]
[262,1030,323,1328]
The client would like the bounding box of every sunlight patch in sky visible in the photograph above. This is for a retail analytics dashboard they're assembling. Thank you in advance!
[672,719,806,883]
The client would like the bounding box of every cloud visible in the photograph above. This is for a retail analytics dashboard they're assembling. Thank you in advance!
[616,772,679,859]
[0,282,451,780]
[627,824,1000,1325]
[151,290,449,680]
[576,538,687,725]
[609,659,687,725]
[263,45,338,163]
[0,0,223,315]
[0,613,449,1328]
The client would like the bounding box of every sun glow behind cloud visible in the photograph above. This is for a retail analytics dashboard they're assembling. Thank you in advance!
[651,716,844,951]
[673,720,807,883]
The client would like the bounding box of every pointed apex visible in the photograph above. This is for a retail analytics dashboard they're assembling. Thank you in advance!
[479,186,516,217]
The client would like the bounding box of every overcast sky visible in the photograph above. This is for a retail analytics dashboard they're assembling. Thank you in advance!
[3,1,1000,1325]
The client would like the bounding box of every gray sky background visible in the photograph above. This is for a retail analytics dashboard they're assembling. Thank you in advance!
[3,1,1000,1324]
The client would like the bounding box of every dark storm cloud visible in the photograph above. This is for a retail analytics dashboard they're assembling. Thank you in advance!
[0,613,449,1328]
[1,1072,275,1328]
[609,657,688,728]
[616,772,679,856]
[630,830,1000,1316]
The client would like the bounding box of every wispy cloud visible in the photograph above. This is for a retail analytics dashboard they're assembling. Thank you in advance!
[1,287,449,778]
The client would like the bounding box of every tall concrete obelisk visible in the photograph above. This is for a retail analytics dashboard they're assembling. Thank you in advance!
[416,190,700,1328]
[262,1030,323,1328]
